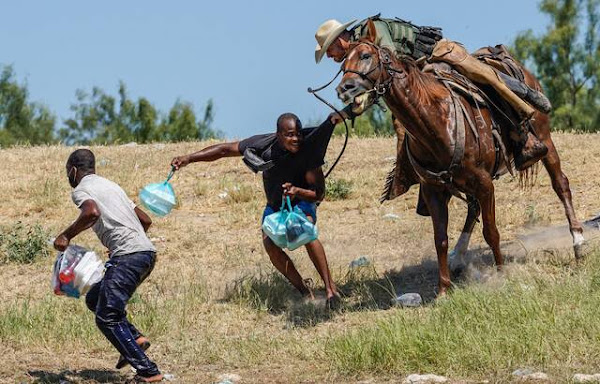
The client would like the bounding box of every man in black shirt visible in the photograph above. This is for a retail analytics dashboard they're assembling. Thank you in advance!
[170,111,346,307]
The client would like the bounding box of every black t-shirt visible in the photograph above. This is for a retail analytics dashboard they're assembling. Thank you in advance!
[238,119,335,207]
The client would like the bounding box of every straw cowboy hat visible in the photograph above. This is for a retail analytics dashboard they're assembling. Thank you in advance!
[314,19,357,63]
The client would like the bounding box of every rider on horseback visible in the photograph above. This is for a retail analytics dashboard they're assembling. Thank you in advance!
[314,15,552,172]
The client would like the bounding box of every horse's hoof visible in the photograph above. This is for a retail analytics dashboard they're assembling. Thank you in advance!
[448,249,467,274]
[574,242,589,260]
[450,262,466,278]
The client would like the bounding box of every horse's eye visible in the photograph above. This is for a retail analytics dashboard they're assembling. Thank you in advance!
[360,53,372,60]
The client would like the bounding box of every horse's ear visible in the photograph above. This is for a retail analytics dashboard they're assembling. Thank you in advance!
[365,18,377,43]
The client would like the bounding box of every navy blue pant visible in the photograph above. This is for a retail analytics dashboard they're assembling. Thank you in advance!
[86,251,160,377]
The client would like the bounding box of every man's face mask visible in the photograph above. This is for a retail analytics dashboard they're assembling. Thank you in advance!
[67,166,78,188]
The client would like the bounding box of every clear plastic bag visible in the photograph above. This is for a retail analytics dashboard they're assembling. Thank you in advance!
[139,167,176,217]
[262,205,289,249]
[285,208,318,251]
[52,244,104,298]
[262,197,318,250]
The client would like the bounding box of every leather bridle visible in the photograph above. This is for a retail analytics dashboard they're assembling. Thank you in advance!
[341,41,407,101]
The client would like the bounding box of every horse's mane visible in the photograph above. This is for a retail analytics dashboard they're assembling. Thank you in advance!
[395,55,448,106]
[346,41,448,106]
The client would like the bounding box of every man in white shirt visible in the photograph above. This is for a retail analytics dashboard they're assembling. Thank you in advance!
[54,149,162,383]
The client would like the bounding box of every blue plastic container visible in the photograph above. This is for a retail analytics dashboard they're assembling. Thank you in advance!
[139,168,177,217]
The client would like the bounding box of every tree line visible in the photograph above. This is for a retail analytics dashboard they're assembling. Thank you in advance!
[0,66,220,147]
[347,0,600,135]
[513,0,600,132]
[1,0,598,147]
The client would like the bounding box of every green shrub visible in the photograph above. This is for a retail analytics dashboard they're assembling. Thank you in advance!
[0,222,50,264]
[326,178,353,201]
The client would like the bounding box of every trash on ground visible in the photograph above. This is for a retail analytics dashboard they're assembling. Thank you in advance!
[393,293,423,308]
[402,373,448,383]
[573,373,600,383]
[349,256,370,268]
[512,369,548,381]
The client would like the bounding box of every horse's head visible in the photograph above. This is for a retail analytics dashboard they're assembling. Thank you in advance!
[336,19,396,115]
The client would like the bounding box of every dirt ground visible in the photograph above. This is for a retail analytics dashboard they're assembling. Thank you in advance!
[1,133,599,383]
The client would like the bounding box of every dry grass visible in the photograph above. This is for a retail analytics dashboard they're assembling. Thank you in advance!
[1,134,599,383]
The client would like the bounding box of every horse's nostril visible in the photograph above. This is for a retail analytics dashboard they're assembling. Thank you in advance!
[338,81,356,94]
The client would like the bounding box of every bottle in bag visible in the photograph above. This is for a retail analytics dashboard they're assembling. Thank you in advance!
[58,245,85,283]
[285,218,305,242]
[59,262,78,284]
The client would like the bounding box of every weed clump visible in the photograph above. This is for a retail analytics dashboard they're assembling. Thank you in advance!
[0,222,50,264]
[326,178,353,201]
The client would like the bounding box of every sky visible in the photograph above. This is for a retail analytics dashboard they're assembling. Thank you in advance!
[0,1,549,139]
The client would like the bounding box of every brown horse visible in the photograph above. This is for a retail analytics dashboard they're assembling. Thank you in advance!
[336,20,585,295]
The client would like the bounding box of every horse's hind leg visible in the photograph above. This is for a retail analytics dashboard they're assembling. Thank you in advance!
[449,194,480,273]
[541,138,585,259]
[475,176,504,268]
[421,184,452,296]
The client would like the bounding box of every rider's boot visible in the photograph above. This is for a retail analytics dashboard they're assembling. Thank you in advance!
[524,87,552,114]
[513,120,548,171]
[498,72,552,114]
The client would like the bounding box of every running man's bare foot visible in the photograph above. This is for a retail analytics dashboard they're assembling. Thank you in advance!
[134,373,163,383]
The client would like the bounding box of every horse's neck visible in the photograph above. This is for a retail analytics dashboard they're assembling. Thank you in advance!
[385,70,454,162]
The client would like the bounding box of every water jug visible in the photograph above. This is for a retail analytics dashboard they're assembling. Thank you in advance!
[140,167,176,217]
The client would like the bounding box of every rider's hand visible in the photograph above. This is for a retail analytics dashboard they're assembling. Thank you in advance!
[53,234,70,252]
[282,183,299,198]
[171,155,190,171]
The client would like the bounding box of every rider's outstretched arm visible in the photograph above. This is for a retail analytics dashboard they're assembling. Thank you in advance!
[171,142,241,170]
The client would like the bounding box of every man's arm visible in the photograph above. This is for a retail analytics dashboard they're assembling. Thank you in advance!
[53,199,101,251]
[282,167,326,203]
[134,206,152,232]
[171,142,242,170]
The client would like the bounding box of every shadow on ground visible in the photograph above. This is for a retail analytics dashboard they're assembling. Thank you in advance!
[28,369,128,383]
[221,221,600,327]
[221,258,447,327]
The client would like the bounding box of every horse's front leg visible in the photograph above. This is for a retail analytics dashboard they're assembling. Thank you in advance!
[421,184,452,296]
[541,137,585,259]
[449,194,480,273]
[474,175,503,268]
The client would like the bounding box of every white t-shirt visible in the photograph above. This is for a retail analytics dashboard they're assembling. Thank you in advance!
[71,174,156,257]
